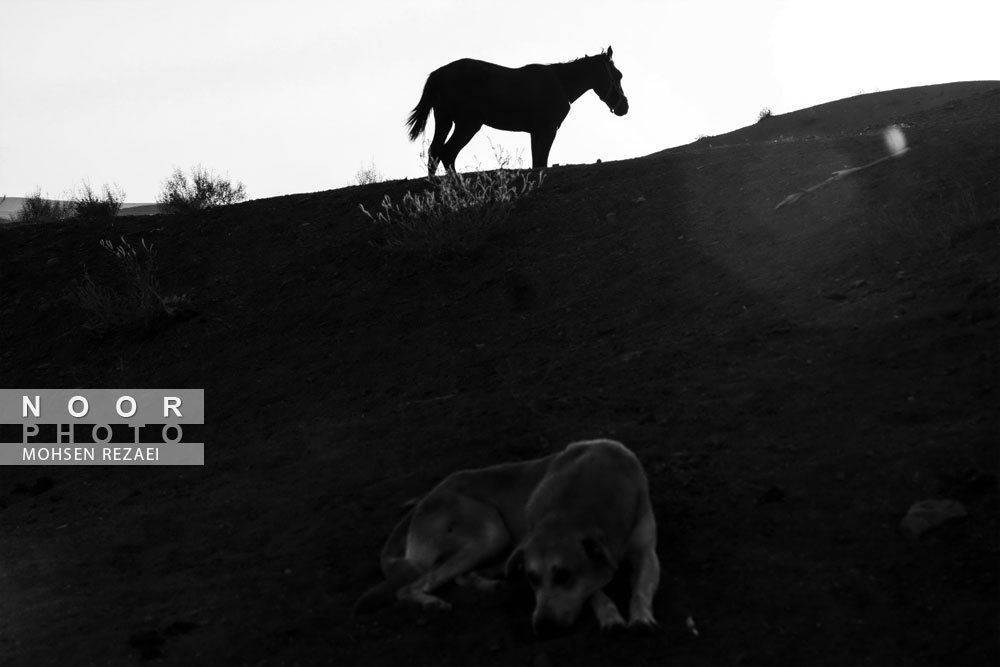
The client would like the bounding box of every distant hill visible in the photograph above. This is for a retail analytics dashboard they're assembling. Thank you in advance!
[0,197,161,221]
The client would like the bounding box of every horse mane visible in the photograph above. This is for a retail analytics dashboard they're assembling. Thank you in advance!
[565,51,607,64]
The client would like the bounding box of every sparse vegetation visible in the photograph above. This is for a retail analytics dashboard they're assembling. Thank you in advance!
[353,159,385,186]
[757,107,773,122]
[880,182,1000,251]
[69,182,125,219]
[13,190,70,224]
[486,138,524,170]
[158,166,247,213]
[72,236,193,335]
[360,168,544,258]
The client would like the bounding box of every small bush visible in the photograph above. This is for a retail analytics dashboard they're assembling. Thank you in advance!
[757,107,773,123]
[158,166,247,213]
[72,237,193,335]
[13,189,70,224]
[69,182,125,219]
[353,159,384,186]
[486,138,524,170]
[360,168,544,258]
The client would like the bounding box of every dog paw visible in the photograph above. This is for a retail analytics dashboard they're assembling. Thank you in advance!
[600,622,627,636]
[597,614,627,632]
[627,611,658,631]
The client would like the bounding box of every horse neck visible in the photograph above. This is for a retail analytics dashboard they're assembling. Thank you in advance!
[550,58,600,103]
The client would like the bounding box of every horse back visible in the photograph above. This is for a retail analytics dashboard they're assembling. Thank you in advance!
[435,58,529,78]
[429,59,569,131]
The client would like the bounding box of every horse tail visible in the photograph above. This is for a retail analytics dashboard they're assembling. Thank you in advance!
[353,507,421,615]
[406,74,435,142]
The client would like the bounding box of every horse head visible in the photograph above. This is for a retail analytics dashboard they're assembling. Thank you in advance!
[597,46,628,116]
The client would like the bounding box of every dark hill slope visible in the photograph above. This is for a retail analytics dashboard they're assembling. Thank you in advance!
[666,80,1000,147]
[0,82,997,666]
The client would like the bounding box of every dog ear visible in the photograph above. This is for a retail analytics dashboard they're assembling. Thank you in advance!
[582,536,617,572]
[505,546,525,578]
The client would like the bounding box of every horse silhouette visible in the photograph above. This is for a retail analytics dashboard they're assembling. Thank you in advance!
[407,47,628,175]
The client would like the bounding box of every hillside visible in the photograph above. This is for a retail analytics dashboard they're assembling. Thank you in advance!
[0,81,997,666]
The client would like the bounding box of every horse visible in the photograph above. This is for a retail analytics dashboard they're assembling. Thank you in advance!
[406,47,628,176]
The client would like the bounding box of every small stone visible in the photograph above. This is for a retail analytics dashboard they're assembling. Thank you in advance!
[900,499,967,538]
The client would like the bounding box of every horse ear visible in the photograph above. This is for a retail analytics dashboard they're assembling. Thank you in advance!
[607,46,613,59]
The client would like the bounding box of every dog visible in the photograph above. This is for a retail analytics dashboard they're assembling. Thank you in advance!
[354,439,660,632]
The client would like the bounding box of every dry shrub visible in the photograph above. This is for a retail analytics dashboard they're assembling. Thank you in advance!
[73,237,193,335]
[360,168,544,258]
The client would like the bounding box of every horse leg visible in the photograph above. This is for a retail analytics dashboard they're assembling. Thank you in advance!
[529,128,558,169]
[441,121,482,172]
[429,110,454,176]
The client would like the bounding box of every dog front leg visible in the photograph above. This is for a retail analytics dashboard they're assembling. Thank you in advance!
[628,546,660,627]
[589,590,626,629]
[455,571,504,593]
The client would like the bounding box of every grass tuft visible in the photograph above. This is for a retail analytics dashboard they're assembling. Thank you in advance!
[360,168,544,258]
[353,159,385,186]
[72,237,193,336]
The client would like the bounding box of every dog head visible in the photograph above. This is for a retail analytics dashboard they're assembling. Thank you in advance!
[506,527,618,633]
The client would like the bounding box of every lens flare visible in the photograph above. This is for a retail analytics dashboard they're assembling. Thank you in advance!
[884,125,908,156]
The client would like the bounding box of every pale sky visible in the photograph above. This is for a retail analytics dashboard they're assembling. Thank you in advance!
[1,0,996,203]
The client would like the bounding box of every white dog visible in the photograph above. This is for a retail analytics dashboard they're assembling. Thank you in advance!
[355,439,660,632]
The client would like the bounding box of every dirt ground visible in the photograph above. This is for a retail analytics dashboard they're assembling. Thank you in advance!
[1,81,997,666]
